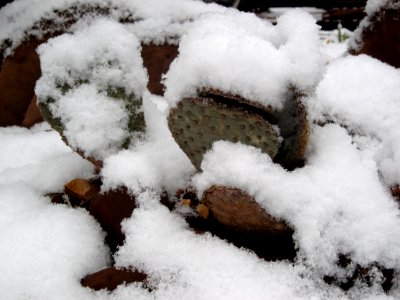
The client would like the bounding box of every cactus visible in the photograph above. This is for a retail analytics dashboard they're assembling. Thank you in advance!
[35,20,148,168]
[38,84,145,153]
[168,88,308,170]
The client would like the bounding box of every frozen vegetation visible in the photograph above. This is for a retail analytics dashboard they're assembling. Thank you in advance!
[0,0,399,299]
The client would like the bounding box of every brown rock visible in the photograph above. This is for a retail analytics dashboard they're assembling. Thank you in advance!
[350,2,400,68]
[47,193,65,205]
[391,185,400,202]
[141,43,178,95]
[0,39,42,126]
[201,185,290,233]
[81,267,147,291]
[64,178,100,205]
[196,204,209,219]
[88,187,137,252]
[21,94,43,128]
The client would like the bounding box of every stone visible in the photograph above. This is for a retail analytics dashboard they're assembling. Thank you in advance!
[64,178,100,206]
[81,267,147,291]
[21,94,43,128]
[88,187,137,252]
[201,185,290,233]
[141,43,178,95]
[391,185,400,202]
[0,39,42,126]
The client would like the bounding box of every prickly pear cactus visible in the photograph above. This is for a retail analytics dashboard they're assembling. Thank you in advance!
[35,19,148,165]
[168,88,308,170]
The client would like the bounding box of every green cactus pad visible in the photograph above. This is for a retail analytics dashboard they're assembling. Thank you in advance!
[168,96,280,170]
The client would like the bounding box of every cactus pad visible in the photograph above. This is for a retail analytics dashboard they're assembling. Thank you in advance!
[168,88,309,170]
[168,94,280,170]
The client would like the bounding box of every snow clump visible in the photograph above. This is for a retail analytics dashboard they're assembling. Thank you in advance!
[164,9,324,110]
[315,54,400,186]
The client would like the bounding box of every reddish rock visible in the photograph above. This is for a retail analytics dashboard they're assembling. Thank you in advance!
[201,185,290,233]
[48,193,65,205]
[350,2,400,68]
[64,178,100,206]
[81,267,148,291]
[391,185,400,202]
[0,39,42,126]
[141,43,178,95]
[21,94,43,128]
[88,187,137,252]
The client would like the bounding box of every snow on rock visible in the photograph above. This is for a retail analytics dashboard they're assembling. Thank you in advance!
[348,0,400,53]
[0,185,111,300]
[35,19,148,161]
[115,190,345,300]
[0,124,113,300]
[0,0,226,58]
[0,123,93,193]
[315,54,400,186]
[193,124,400,276]
[365,0,400,16]
[164,9,324,110]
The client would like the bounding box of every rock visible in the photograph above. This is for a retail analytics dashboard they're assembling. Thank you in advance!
[0,39,42,126]
[185,211,296,261]
[47,193,65,205]
[88,187,137,252]
[21,94,43,128]
[141,43,178,95]
[349,1,400,68]
[201,185,290,233]
[64,178,100,206]
[391,185,400,202]
[81,267,148,291]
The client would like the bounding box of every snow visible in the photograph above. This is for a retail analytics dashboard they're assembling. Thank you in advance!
[0,125,110,300]
[0,123,94,193]
[1,1,400,299]
[165,9,324,110]
[314,54,400,186]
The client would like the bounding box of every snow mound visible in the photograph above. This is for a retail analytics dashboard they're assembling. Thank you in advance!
[35,19,147,160]
[164,9,324,110]
[115,190,345,300]
[193,124,400,277]
[315,54,400,186]
[0,123,94,193]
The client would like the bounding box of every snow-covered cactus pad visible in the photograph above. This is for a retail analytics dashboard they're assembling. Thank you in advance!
[35,19,148,161]
[165,10,320,170]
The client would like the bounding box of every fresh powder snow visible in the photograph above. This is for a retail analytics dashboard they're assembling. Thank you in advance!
[164,9,324,110]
